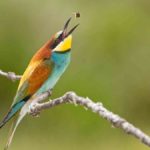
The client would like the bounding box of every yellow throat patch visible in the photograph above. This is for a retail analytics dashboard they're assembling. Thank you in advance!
[53,35,72,52]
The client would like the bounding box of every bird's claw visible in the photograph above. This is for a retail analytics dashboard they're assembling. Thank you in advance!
[29,102,41,117]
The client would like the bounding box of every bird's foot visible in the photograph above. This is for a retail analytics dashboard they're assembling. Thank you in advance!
[28,102,41,117]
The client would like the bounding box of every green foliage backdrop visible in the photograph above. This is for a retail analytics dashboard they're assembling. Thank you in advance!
[0,0,150,149]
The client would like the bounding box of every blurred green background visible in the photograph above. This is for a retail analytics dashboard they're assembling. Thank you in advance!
[0,0,150,149]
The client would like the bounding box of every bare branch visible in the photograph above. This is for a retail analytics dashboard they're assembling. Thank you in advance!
[29,91,150,148]
[1,69,150,147]
[0,70,21,81]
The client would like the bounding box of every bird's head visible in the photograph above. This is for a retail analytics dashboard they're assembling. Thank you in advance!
[50,17,79,53]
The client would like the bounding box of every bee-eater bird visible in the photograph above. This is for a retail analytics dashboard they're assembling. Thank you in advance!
[0,17,79,149]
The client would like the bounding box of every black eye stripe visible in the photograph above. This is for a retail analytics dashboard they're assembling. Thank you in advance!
[50,33,64,49]
[58,33,63,40]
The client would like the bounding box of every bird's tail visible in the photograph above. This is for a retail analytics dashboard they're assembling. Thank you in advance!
[0,95,31,150]
[4,111,27,150]
[0,95,30,129]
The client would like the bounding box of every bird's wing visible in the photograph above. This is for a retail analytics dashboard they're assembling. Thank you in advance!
[2,59,54,149]
[12,59,54,105]
[0,59,54,128]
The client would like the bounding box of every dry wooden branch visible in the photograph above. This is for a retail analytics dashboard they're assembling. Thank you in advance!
[29,91,150,147]
[1,69,150,148]
[0,70,21,81]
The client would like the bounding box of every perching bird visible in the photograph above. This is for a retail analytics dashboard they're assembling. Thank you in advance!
[0,17,79,149]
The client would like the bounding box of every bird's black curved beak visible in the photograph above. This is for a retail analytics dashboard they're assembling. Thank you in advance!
[63,17,79,38]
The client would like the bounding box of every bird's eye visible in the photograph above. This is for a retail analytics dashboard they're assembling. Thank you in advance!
[51,33,63,49]
[57,33,64,41]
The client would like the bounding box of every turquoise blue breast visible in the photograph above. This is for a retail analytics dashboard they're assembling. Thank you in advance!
[35,51,71,95]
